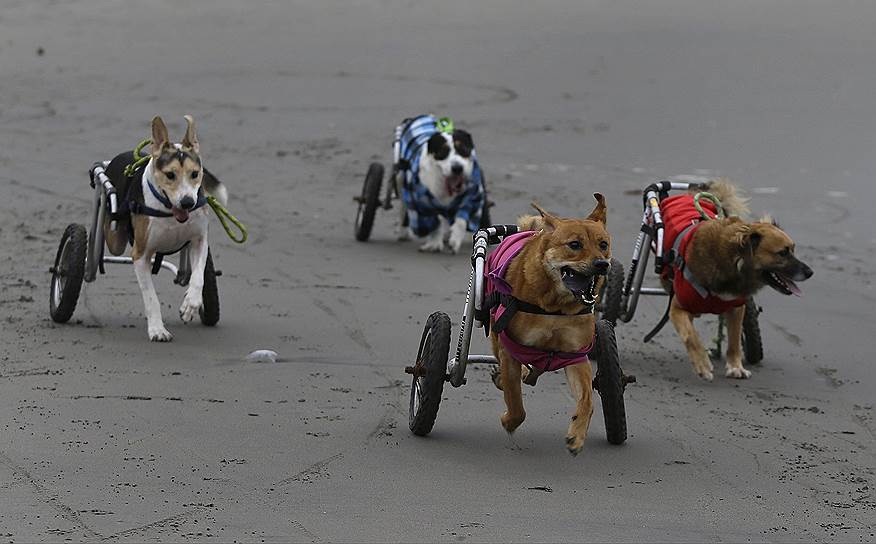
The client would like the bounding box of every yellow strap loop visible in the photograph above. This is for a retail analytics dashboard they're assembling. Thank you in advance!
[124,137,248,243]
[207,195,248,244]
[693,191,725,220]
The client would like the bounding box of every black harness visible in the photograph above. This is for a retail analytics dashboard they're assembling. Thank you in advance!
[102,150,208,276]
[481,291,594,337]
[123,165,207,218]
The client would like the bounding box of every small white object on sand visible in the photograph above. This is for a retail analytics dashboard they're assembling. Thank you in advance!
[246,350,278,363]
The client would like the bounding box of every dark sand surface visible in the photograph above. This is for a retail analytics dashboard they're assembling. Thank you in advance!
[0,1,873,541]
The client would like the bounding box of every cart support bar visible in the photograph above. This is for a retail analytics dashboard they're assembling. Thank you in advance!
[102,256,179,276]
[467,355,498,365]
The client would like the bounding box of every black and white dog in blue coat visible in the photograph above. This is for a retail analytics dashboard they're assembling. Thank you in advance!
[398,115,485,254]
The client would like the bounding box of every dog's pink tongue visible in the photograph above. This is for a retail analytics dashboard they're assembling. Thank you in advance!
[172,208,190,223]
[787,279,802,296]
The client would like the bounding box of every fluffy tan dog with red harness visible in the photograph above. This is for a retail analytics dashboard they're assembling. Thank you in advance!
[660,181,813,380]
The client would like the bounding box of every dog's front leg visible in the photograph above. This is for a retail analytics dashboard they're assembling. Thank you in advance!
[723,305,751,379]
[496,345,526,433]
[668,298,714,380]
[418,217,447,253]
[564,363,594,455]
[396,201,411,241]
[133,253,172,342]
[179,236,207,323]
[446,217,468,254]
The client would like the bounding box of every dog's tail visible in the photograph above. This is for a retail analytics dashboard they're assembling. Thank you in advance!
[695,177,750,218]
[517,214,543,232]
[203,169,228,207]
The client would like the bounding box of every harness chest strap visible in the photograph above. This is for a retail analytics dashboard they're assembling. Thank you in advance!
[671,221,710,298]
[483,231,596,376]
[486,291,593,335]
[124,166,207,218]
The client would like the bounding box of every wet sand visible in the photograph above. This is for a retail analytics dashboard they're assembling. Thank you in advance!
[0,1,874,541]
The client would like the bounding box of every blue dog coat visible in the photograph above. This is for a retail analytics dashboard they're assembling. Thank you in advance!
[398,115,485,237]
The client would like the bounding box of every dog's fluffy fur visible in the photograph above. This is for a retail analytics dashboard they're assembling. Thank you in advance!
[491,194,611,455]
[666,180,813,380]
[104,116,226,341]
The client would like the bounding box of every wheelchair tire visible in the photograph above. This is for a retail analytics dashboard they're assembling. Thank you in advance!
[199,249,220,326]
[593,319,627,445]
[49,224,87,323]
[354,163,383,242]
[599,258,625,325]
[742,297,763,365]
[409,312,450,436]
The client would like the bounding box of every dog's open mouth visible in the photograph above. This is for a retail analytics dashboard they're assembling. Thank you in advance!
[172,207,190,223]
[445,175,465,196]
[561,267,597,304]
[763,270,802,296]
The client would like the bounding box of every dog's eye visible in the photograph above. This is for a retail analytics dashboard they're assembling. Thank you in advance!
[567,240,582,250]
[599,241,609,251]
[432,146,450,161]
[191,170,200,179]
[778,248,790,257]
[164,171,176,181]
[454,141,472,158]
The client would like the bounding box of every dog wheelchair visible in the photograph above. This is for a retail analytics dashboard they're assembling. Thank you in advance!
[598,181,763,363]
[353,117,493,242]
[48,160,220,325]
[404,224,634,444]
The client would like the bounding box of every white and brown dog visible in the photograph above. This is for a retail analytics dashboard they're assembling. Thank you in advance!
[396,115,486,253]
[103,115,226,341]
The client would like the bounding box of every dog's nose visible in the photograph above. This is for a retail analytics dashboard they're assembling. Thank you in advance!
[592,259,610,275]
[179,195,195,210]
[451,163,464,176]
[802,263,814,279]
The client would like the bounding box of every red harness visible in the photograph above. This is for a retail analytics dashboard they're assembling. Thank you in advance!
[660,195,746,315]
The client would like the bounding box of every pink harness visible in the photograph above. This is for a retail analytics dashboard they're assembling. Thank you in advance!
[485,231,594,372]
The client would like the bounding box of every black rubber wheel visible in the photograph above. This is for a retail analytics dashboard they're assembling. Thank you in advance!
[199,250,220,326]
[49,224,87,323]
[354,163,384,242]
[408,312,451,436]
[593,319,628,445]
[742,297,763,365]
[598,258,625,325]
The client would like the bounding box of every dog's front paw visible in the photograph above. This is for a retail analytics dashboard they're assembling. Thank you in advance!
[447,219,467,254]
[565,434,585,456]
[179,294,203,323]
[725,366,752,379]
[446,235,463,254]
[489,366,503,391]
[395,225,411,241]
[500,411,525,433]
[418,239,444,253]
[148,325,173,342]
[692,357,714,381]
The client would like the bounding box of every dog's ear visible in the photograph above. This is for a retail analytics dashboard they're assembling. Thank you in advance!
[531,202,559,232]
[151,116,170,156]
[586,193,607,225]
[734,223,762,254]
[181,115,199,153]
[452,129,474,157]
[426,133,449,159]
